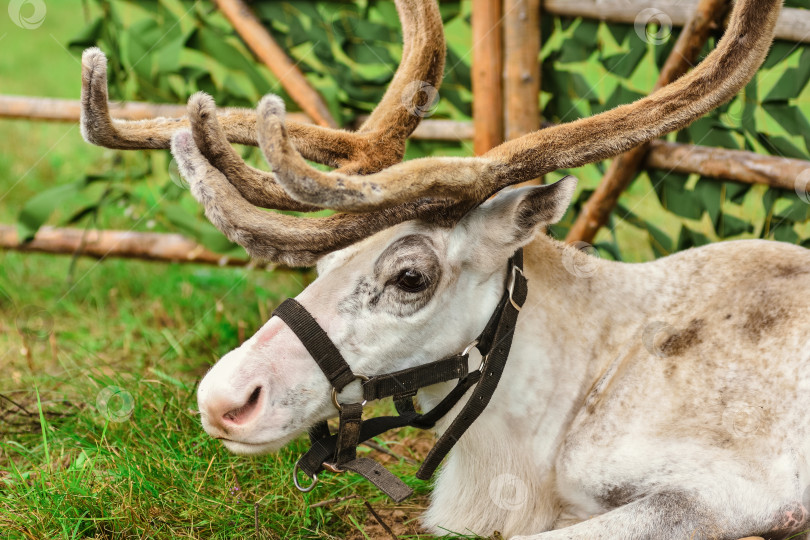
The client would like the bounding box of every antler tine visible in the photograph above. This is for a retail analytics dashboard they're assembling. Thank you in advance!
[80,48,358,166]
[171,129,469,266]
[258,95,494,210]
[261,0,781,212]
[81,48,257,150]
[185,92,319,211]
[354,0,445,138]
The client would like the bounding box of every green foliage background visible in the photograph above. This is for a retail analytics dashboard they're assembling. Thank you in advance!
[23,0,810,262]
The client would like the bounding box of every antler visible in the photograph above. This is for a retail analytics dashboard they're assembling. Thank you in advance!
[185,0,445,211]
[259,0,781,212]
[81,0,444,175]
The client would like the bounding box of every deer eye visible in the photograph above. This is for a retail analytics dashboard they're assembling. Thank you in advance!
[395,269,429,293]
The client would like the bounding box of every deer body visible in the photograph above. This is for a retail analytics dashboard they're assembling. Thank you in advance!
[421,234,810,538]
[78,0,800,536]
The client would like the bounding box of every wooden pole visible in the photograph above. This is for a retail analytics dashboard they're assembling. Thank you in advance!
[503,0,542,186]
[472,0,504,155]
[0,226,251,267]
[0,95,472,140]
[503,0,541,142]
[213,0,338,128]
[566,0,729,244]
[645,140,810,193]
[0,95,310,125]
[543,0,810,44]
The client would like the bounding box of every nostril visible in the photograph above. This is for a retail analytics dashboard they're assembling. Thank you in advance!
[223,386,262,425]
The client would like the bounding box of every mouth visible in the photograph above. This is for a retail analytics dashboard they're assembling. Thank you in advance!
[215,432,299,455]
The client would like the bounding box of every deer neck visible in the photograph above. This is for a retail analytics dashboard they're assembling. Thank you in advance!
[419,233,662,534]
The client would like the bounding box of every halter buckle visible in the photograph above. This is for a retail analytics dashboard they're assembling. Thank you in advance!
[331,374,370,411]
[322,461,346,473]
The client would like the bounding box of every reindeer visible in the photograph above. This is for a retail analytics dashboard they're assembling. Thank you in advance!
[78,0,808,537]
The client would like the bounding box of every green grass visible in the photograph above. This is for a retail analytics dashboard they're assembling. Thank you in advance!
[0,252,451,539]
[0,7,451,538]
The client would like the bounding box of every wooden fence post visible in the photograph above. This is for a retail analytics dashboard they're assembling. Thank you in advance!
[503,0,541,141]
[503,0,542,184]
[472,0,505,155]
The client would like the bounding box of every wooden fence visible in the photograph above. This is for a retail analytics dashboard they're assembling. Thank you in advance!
[1,0,808,264]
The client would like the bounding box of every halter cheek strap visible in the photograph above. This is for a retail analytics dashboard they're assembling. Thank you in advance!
[272,249,528,502]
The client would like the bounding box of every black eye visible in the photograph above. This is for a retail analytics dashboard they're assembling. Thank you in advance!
[395,269,429,293]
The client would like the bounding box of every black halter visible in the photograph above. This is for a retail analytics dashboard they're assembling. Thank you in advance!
[271,249,528,502]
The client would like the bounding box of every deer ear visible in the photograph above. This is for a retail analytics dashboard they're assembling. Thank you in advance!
[454,176,577,264]
[512,175,577,232]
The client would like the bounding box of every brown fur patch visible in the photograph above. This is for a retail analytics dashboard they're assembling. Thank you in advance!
[774,264,810,279]
[743,306,788,342]
[660,319,705,357]
[599,485,641,509]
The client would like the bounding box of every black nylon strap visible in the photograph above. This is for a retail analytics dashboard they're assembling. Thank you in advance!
[341,458,413,502]
[308,420,331,444]
[409,371,481,429]
[362,354,468,401]
[273,298,356,392]
[416,251,527,480]
[335,403,363,466]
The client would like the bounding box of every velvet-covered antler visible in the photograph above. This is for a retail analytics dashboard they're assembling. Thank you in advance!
[81,0,444,176]
[259,0,781,212]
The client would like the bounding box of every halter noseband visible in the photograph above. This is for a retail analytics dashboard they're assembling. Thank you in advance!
[271,249,528,502]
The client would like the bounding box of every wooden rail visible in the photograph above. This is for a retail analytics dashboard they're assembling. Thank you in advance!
[2,95,808,190]
[0,226,251,267]
[0,95,470,141]
[0,95,311,125]
[543,0,810,44]
[645,141,810,193]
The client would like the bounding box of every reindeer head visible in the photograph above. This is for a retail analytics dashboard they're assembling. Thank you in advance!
[188,173,575,454]
[79,0,780,455]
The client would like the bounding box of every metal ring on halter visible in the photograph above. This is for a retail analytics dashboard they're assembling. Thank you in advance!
[331,374,370,411]
[293,460,318,492]
[477,354,490,373]
[508,266,525,312]
[462,340,479,357]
